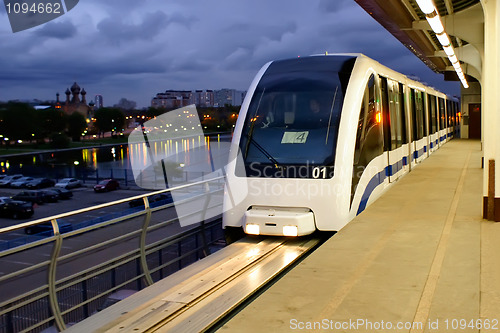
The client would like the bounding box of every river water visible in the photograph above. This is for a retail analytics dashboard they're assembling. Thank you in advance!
[0,134,232,185]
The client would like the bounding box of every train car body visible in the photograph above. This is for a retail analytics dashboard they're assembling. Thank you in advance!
[222,54,459,238]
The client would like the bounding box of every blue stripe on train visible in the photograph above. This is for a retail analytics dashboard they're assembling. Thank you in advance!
[357,168,386,215]
[357,155,406,215]
[357,138,450,215]
[412,147,426,161]
[357,145,426,215]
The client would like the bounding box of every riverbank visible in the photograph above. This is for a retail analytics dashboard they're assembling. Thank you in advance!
[0,136,129,158]
[0,131,232,158]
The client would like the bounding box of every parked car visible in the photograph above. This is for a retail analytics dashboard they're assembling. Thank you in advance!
[49,188,73,200]
[129,193,172,207]
[39,190,59,203]
[24,221,73,235]
[55,178,82,189]
[0,174,23,187]
[94,179,120,192]
[12,190,48,205]
[0,197,34,219]
[10,177,35,188]
[26,178,56,189]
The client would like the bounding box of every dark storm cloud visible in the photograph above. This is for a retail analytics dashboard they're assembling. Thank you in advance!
[97,11,169,43]
[0,0,460,107]
[35,21,77,39]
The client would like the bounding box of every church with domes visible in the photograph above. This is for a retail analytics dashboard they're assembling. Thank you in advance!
[56,82,93,118]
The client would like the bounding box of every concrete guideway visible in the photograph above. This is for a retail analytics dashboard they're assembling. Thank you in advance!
[221,140,500,333]
[66,236,321,332]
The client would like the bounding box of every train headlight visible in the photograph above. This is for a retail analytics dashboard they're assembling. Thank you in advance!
[283,226,298,237]
[246,224,260,235]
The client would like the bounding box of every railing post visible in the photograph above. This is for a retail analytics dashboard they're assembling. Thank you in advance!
[199,181,213,258]
[139,198,154,286]
[47,218,66,332]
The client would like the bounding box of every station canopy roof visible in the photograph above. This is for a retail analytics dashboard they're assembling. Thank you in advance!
[354,0,483,83]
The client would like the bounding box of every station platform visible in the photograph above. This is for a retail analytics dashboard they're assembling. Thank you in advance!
[220,140,500,333]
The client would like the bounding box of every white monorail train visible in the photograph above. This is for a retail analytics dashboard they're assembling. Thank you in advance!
[222,54,459,240]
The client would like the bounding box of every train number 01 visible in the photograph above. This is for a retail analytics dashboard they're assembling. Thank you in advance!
[312,167,327,179]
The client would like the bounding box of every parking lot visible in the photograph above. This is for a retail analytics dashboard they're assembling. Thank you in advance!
[0,182,151,230]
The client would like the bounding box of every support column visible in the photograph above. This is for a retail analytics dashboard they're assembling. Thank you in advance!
[482,0,500,220]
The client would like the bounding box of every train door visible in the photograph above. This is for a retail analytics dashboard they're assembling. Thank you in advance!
[428,95,438,153]
[399,83,410,176]
[410,89,417,168]
[422,92,429,159]
[404,85,413,171]
[410,88,426,165]
[351,74,383,206]
[438,98,446,146]
[381,78,407,183]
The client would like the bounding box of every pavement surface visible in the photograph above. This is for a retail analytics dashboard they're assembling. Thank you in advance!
[220,140,499,333]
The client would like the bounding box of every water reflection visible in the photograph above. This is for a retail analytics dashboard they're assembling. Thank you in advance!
[0,134,231,182]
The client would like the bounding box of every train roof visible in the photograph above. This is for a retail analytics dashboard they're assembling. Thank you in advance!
[268,53,456,101]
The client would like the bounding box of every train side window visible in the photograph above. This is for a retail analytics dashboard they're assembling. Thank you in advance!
[410,89,418,141]
[398,83,407,145]
[387,80,403,149]
[428,95,437,134]
[449,101,456,128]
[439,98,445,130]
[380,77,391,151]
[352,74,383,203]
[354,74,374,164]
[413,90,425,139]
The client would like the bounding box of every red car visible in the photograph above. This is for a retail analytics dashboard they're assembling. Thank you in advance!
[93,179,120,192]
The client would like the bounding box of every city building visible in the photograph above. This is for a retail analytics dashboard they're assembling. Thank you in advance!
[151,89,245,108]
[95,95,103,109]
[151,90,193,109]
[214,89,245,107]
[193,90,214,107]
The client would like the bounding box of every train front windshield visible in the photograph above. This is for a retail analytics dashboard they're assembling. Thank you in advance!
[237,57,353,178]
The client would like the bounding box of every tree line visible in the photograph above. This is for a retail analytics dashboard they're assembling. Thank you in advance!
[0,102,125,148]
[144,105,240,132]
[0,101,239,149]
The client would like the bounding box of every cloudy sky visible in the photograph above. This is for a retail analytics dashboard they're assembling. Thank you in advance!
[0,0,460,108]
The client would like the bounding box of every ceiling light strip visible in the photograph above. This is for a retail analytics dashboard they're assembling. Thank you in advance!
[414,0,469,88]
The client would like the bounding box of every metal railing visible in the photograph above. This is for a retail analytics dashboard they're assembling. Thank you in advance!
[0,176,226,333]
